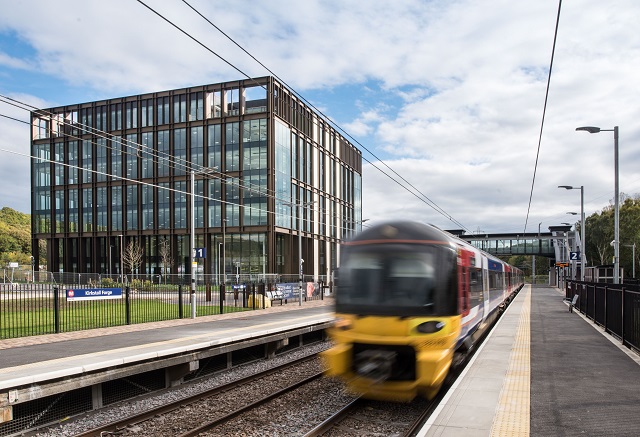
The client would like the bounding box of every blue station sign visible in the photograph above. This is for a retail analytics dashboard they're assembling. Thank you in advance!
[66,288,123,301]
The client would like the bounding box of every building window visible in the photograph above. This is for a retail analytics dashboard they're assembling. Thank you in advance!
[141,98,154,127]
[244,86,267,114]
[174,128,187,176]
[189,92,204,121]
[157,130,170,177]
[126,185,138,230]
[69,189,79,232]
[225,89,239,116]
[141,132,154,178]
[174,94,187,123]
[111,186,122,231]
[207,124,222,169]
[226,177,240,227]
[82,140,93,184]
[207,91,222,118]
[55,190,65,233]
[54,142,64,185]
[126,134,138,179]
[158,182,170,229]
[96,138,107,182]
[191,126,204,167]
[110,103,122,130]
[142,185,154,229]
[225,122,240,172]
[208,178,222,227]
[111,136,122,178]
[195,180,205,228]
[157,97,170,125]
[68,141,78,184]
[125,102,138,129]
[96,187,107,231]
[96,105,107,131]
[242,119,267,171]
[82,188,93,232]
[174,181,187,229]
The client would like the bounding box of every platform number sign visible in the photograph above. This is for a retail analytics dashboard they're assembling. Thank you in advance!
[193,247,206,259]
[570,251,580,261]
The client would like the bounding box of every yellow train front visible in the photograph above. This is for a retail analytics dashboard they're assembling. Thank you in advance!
[321,221,521,402]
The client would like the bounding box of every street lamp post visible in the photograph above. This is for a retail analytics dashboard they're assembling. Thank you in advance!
[559,186,585,282]
[576,126,619,283]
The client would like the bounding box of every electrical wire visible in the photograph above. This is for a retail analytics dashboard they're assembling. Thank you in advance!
[523,0,563,234]
[136,0,471,232]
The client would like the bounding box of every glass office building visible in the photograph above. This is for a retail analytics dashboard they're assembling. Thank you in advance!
[31,76,363,281]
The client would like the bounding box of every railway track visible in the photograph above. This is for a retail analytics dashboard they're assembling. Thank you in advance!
[74,354,322,437]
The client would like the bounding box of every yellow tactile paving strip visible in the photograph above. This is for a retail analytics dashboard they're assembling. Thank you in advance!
[490,287,530,436]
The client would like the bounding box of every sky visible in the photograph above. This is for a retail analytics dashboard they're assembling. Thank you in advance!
[1,0,639,235]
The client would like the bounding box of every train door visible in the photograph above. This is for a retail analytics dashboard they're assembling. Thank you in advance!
[458,248,472,316]
[481,255,490,323]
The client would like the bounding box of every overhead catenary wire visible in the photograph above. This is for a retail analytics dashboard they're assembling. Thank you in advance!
[136,0,472,233]
[523,0,563,235]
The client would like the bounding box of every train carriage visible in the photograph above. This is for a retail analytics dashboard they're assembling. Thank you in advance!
[321,221,523,402]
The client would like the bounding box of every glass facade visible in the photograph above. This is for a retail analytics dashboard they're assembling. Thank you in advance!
[30,77,362,279]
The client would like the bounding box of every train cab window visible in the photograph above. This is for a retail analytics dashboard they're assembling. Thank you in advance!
[336,244,458,316]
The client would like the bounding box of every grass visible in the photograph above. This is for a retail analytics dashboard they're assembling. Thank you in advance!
[0,297,254,339]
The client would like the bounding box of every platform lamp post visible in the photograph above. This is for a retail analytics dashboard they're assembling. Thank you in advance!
[577,126,619,283]
[559,186,585,282]
[190,167,218,319]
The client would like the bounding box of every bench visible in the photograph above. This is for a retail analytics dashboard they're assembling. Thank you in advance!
[266,290,286,306]
[563,294,579,313]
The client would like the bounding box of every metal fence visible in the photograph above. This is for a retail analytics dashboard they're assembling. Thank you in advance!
[566,280,640,353]
[0,276,330,340]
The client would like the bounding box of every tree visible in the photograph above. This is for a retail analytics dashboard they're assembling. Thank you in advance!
[158,237,173,284]
[122,239,144,281]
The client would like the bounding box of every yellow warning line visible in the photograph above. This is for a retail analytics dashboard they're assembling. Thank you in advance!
[490,287,530,436]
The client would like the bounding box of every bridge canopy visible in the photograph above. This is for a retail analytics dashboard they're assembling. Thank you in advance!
[447,225,580,261]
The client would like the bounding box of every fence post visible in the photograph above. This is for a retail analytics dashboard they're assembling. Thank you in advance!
[219,284,225,314]
[53,286,60,334]
[178,285,183,319]
[621,286,625,347]
[604,285,608,332]
[258,282,265,309]
[125,286,131,325]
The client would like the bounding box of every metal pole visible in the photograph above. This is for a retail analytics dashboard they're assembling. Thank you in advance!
[580,186,585,282]
[634,243,636,279]
[223,218,226,284]
[190,170,196,319]
[614,126,620,283]
[298,202,303,306]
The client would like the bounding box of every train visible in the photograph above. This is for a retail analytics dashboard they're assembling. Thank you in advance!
[321,220,523,402]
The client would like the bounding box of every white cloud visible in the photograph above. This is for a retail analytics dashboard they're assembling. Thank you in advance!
[0,0,639,234]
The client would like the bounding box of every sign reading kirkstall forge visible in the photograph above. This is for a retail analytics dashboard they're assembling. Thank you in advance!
[66,288,123,301]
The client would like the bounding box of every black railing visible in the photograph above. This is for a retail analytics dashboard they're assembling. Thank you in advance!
[0,278,328,340]
[566,280,640,353]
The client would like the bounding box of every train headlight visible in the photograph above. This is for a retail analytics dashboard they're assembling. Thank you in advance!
[334,317,353,330]
[416,320,445,334]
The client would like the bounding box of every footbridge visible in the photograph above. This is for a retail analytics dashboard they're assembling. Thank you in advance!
[447,225,579,261]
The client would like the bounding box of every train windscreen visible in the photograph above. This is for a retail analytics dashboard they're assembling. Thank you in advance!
[335,243,458,316]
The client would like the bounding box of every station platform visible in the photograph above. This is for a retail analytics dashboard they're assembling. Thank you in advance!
[419,284,640,436]
[0,299,333,405]
[4,286,640,436]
